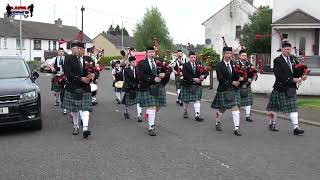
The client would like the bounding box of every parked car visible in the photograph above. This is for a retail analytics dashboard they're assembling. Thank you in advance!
[0,56,42,130]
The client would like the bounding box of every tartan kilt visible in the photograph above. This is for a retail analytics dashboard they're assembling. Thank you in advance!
[61,90,93,112]
[175,76,182,90]
[122,91,137,106]
[51,83,63,92]
[211,90,241,109]
[267,89,297,113]
[240,88,253,107]
[137,85,167,107]
[180,85,202,103]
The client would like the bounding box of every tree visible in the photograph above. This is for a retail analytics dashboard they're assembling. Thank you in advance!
[122,27,129,36]
[133,7,173,54]
[115,25,122,35]
[241,6,272,55]
[198,48,220,70]
[107,25,116,35]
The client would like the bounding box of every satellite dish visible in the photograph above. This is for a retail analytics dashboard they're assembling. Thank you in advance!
[205,38,211,45]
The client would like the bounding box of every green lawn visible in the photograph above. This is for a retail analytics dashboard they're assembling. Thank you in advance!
[297,99,320,108]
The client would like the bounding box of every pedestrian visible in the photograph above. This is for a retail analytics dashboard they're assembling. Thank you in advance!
[112,60,124,104]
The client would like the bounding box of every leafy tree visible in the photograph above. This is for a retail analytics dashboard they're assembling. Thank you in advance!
[198,47,220,70]
[115,25,122,35]
[241,6,272,55]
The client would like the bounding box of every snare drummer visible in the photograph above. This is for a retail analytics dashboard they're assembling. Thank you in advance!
[112,61,124,104]
[47,48,67,114]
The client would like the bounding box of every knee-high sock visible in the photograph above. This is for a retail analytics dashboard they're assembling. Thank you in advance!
[184,103,189,112]
[245,106,251,117]
[80,111,90,131]
[289,112,299,129]
[70,112,79,128]
[177,89,181,100]
[137,103,142,117]
[54,92,60,103]
[215,111,223,124]
[194,100,201,117]
[268,111,277,124]
[146,109,156,129]
[232,111,240,130]
[116,92,121,100]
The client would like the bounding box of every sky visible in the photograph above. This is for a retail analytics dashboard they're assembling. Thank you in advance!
[1,0,272,45]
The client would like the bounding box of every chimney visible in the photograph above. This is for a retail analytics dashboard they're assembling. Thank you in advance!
[245,0,254,5]
[54,18,62,27]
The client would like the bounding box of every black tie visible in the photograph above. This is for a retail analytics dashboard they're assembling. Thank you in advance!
[227,63,232,75]
[286,57,292,72]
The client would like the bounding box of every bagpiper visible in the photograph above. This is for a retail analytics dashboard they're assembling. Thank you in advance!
[266,42,307,135]
[169,49,186,106]
[180,51,206,122]
[136,46,170,136]
[211,47,243,136]
[235,49,257,122]
[112,60,124,104]
[47,48,67,115]
[62,42,97,138]
[122,56,142,122]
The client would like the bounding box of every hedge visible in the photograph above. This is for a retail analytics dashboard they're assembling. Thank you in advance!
[99,56,123,66]
[26,60,42,71]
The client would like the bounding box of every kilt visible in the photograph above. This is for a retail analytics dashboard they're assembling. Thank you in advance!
[137,85,166,107]
[61,90,93,112]
[114,87,122,92]
[180,85,202,103]
[51,83,63,92]
[122,91,137,106]
[175,76,182,90]
[240,88,253,107]
[267,89,297,113]
[211,90,241,109]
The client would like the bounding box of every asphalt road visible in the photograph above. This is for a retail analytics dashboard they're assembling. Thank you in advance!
[0,71,319,180]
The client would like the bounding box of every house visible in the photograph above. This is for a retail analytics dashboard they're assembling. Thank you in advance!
[93,32,134,57]
[252,0,320,95]
[202,0,256,54]
[0,14,93,61]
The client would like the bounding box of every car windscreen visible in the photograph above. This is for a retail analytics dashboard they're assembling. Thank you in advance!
[0,59,29,79]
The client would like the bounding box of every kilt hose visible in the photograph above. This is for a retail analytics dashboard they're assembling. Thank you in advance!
[51,83,63,92]
[239,88,253,107]
[137,85,167,107]
[267,89,297,113]
[180,85,202,103]
[211,90,241,110]
[122,91,138,106]
[62,90,93,112]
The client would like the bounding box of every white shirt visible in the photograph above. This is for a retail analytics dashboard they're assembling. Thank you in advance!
[131,66,136,78]
[224,60,232,73]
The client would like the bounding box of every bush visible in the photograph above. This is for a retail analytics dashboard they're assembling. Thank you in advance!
[197,48,220,70]
[26,60,42,71]
[99,56,123,66]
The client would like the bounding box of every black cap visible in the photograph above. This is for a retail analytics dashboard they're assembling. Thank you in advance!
[129,47,135,51]
[189,51,196,56]
[177,49,182,52]
[58,47,64,51]
[146,46,155,51]
[115,60,121,64]
[239,49,247,55]
[120,50,126,57]
[282,41,292,48]
[223,47,232,52]
[129,56,136,62]
[70,41,79,48]
[78,42,86,49]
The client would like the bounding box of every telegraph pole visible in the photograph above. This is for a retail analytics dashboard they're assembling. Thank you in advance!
[19,0,22,56]
[81,6,85,34]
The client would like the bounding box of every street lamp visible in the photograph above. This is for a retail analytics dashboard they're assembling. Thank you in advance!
[81,6,85,38]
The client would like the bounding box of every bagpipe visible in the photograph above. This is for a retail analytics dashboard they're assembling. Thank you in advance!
[51,74,67,87]
[291,47,311,78]
[83,59,103,82]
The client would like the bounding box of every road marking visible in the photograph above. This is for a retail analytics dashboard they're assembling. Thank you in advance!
[199,152,231,169]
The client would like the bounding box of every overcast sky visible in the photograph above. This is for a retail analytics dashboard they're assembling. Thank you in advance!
[2,0,272,44]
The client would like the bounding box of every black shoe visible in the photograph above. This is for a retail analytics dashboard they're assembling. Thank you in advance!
[148,129,156,136]
[293,128,304,135]
[117,101,121,104]
[137,117,143,122]
[179,102,183,106]
[183,111,188,119]
[83,130,91,138]
[124,112,130,119]
[234,129,242,136]
[176,100,180,104]
[92,101,98,106]
[215,122,222,131]
[246,116,253,122]
[72,127,79,135]
[195,116,204,122]
[269,124,279,132]
[54,102,59,106]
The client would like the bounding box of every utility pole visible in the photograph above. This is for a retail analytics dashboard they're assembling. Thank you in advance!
[81,6,85,36]
[19,0,22,56]
[121,20,124,50]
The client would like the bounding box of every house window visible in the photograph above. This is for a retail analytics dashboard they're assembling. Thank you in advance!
[53,41,57,50]
[282,34,288,40]
[299,37,306,55]
[235,26,242,39]
[34,40,41,50]
[48,40,51,50]
[4,38,7,48]
[16,38,25,49]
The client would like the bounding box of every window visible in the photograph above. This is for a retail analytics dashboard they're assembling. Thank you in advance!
[4,38,7,48]
[53,41,57,50]
[235,25,242,39]
[282,34,288,41]
[67,42,72,49]
[34,40,41,50]
[299,37,306,55]
[48,40,51,50]
[16,38,25,49]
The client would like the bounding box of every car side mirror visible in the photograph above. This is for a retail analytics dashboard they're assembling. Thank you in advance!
[32,71,39,80]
